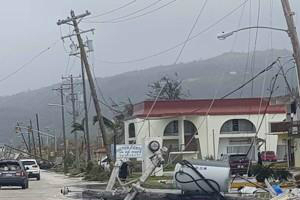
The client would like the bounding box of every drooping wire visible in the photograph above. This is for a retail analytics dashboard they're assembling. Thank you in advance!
[88,52,121,114]
[220,59,278,99]
[122,1,211,157]
[173,0,208,64]
[244,68,280,158]
[250,0,261,97]
[86,0,177,24]
[230,0,247,52]
[240,0,253,97]
[0,40,59,83]
[85,0,164,23]
[96,0,250,64]
[86,0,137,19]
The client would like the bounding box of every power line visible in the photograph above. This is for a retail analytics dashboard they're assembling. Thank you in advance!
[240,0,253,97]
[85,0,164,23]
[250,0,261,97]
[86,0,137,19]
[230,0,247,52]
[0,40,59,83]
[221,59,278,99]
[85,0,177,24]
[96,0,250,64]
[173,0,208,64]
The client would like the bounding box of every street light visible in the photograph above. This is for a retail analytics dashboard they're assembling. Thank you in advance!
[217,26,288,40]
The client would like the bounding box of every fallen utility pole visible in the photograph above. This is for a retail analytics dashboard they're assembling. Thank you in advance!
[57,10,111,161]
[36,113,43,159]
[4,144,51,163]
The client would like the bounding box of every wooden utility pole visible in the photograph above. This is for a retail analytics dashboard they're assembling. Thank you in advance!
[52,86,68,173]
[81,60,91,161]
[29,120,37,158]
[62,75,81,168]
[70,75,79,168]
[27,126,32,154]
[36,113,43,159]
[281,0,300,89]
[281,0,300,168]
[57,10,112,161]
[16,122,29,153]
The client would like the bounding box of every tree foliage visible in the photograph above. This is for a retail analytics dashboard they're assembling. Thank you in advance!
[146,75,188,100]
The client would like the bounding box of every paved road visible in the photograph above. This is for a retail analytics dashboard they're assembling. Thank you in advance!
[0,170,97,200]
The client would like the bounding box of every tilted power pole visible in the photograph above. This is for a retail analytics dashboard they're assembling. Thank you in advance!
[29,120,37,158]
[36,113,43,159]
[281,0,300,168]
[57,10,112,161]
[81,59,91,161]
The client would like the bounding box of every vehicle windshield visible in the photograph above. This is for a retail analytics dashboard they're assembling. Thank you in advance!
[22,161,36,166]
[230,155,247,161]
[0,162,21,171]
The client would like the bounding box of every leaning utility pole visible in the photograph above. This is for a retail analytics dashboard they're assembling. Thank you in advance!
[29,120,37,158]
[281,0,300,168]
[81,60,91,161]
[16,122,29,153]
[57,10,112,161]
[36,113,43,159]
[281,0,300,90]
[52,86,68,174]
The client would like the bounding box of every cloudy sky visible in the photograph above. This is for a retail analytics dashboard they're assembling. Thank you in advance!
[0,0,299,95]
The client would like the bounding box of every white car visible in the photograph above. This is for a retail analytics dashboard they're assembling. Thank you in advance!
[20,159,40,180]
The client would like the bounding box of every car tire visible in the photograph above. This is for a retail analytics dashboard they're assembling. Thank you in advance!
[37,174,40,181]
[22,181,28,189]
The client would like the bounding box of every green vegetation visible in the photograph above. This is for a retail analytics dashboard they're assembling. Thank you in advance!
[83,162,110,182]
[249,164,292,182]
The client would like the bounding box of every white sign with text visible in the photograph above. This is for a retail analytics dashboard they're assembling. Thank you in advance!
[116,144,143,159]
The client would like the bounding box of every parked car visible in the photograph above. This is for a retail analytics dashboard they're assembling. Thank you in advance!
[0,159,29,189]
[260,151,277,162]
[20,159,40,180]
[221,154,250,175]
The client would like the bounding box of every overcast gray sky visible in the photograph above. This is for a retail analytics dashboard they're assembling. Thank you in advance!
[0,0,299,96]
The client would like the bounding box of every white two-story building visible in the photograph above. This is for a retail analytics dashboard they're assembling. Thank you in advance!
[124,98,287,161]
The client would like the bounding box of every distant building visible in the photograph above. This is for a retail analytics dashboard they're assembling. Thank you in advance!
[124,98,287,161]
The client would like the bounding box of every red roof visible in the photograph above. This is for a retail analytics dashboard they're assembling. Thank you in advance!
[133,98,286,118]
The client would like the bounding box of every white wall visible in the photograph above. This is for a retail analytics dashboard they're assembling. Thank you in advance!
[124,112,286,160]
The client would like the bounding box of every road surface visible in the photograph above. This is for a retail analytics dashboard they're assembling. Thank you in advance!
[0,170,101,200]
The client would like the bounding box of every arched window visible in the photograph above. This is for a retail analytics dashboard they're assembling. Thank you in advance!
[164,120,178,136]
[220,119,256,134]
[184,120,198,136]
[128,123,135,138]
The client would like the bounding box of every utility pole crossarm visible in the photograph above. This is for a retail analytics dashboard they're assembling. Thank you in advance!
[57,10,91,25]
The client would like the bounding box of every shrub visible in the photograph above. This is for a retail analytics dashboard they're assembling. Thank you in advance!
[84,163,110,181]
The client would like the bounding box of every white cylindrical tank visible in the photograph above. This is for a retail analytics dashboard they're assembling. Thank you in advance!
[174,160,230,194]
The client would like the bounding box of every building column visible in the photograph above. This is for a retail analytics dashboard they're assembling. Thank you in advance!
[178,117,185,151]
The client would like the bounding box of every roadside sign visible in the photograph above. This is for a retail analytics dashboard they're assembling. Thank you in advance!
[116,144,143,159]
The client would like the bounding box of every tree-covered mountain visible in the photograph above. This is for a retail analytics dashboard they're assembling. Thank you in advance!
[0,49,295,144]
